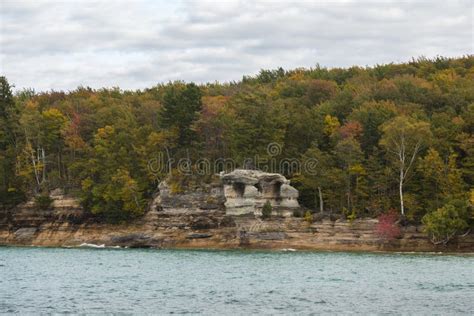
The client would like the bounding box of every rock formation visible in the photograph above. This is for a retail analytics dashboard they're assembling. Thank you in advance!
[1,175,473,252]
[220,169,299,216]
[150,179,225,214]
[150,169,300,217]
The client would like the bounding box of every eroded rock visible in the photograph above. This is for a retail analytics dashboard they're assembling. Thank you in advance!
[14,228,37,240]
[190,216,219,229]
[150,169,301,218]
[221,169,300,216]
[186,233,213,239]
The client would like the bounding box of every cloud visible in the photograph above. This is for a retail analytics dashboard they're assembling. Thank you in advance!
[0,0,472,91]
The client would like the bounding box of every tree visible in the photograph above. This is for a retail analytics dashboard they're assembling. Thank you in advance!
[297,146,333,212]
[282,101,324,160]
[422,200,469,245]
[339,121,363,140]
[334,137,366,214]
[304,79,338,106]
[159,83,202,148]
[349,100,397,155]
[261,200,272,219]
[19,101,44,192]
[380,116,432,216]
[194,96,230,161]
[1,56,473,230]
[40,108,67,187]
[20,105,67,192]
[323,114,340,137]
[224,89,288,164]
[0,77,26,208]
[78,124,149,222]
[417,149,464,211]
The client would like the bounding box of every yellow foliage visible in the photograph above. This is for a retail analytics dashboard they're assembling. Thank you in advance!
[349,163,366,176]
[323,115,340,136]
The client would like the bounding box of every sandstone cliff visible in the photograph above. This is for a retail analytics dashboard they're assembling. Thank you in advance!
[1,196,473,252]
[1,170,473,252]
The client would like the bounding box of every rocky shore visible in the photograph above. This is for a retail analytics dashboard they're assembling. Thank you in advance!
[1,170,473,252]
[1,197,473,252]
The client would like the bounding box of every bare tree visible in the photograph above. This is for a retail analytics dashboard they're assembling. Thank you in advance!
[380,116,432,216]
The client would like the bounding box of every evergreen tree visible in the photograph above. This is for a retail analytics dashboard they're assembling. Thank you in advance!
[159,83,202,148]
[0,77,25,208]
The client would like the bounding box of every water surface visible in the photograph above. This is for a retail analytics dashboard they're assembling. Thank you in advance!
[1,247,473,314]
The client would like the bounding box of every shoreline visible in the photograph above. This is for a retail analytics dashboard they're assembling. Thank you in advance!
[2,244,474,256]
[1,201,473,254]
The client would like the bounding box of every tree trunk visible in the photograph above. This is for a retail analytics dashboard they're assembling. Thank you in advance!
[58,150,62,180]
[25,134,41,192]
[347,180,351,212]
[399,170,405,216]
[318,186,324,213]
[165,147,172,175]
[41,147,46,185]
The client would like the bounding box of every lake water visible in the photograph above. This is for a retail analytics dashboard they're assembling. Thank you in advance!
[0,247,473,314]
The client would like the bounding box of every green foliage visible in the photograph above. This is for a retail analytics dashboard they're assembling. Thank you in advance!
[0,188,26,210]
[342,205,358,223]
[224,89,288,162]
[34,194,53,210]
[0,76,27,209]
[349,100,397,154]
[422,200,470,245]
[1,56,473,227]
[159,82,202,147]
[81,169,145,223]
[417,149,465,213]
[78,124,148,222]
[304,211,313,223]
[261,201,272,219]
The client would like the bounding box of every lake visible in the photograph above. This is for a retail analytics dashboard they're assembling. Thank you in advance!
[1,247,473,314]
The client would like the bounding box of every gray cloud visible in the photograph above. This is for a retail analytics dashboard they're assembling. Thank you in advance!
[0,0,472,91]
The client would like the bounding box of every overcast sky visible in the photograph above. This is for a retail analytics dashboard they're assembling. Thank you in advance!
[0,0,472,92]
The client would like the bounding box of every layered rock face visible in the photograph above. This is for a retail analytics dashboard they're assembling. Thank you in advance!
[220,169,299,216]
[1,170,472,252]
[2,202,474,252]
[150,179,225,214]
[150,169,300,217]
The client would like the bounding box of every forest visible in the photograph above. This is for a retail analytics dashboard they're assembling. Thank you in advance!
[1,56,473,242]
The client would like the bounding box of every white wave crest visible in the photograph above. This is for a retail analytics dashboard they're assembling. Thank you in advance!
[79,243,106,248]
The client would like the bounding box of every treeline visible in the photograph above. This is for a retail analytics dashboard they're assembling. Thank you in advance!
[1,56,473,235]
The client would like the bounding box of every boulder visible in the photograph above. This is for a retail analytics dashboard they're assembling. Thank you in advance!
[14,228,37,240]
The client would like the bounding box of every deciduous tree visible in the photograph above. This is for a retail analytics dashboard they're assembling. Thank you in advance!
[380,116,432,216]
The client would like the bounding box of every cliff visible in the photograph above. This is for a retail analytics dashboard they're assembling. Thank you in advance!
[1,170,473,252]
[1,196,473,252]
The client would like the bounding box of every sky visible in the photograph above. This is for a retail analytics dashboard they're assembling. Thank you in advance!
[0,0,473,92]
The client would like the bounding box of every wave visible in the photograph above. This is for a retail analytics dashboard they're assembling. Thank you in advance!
[281,248,297,252]
[79,243,106,248]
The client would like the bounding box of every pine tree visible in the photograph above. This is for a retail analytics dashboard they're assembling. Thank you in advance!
[0,77,25,208]
[159,83,202,147]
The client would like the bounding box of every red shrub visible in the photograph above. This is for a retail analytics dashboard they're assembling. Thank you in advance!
[376,210,401,240]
